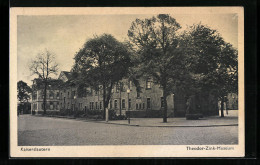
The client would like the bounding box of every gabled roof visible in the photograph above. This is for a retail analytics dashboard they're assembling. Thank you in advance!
[63,71,72,79]
[32,78,64,90]
[58,71,72,82]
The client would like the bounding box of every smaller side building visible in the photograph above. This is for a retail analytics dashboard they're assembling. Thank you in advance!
[226,93,238,110]
[31,78,63,115]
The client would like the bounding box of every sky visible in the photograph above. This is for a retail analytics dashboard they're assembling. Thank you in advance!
[17,14,238,85]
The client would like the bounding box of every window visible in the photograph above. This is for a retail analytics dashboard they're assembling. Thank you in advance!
[139,103,142,110]
[121,83,125,92]
[46,102,50,109]
[67,102,70,109]
[100,102,102,110]
[136,103,138,110]
[147,98,151,109]
[122,99,125,109]
[128,81,132,89]
[143,103,145,109]
[56,92,60,99]
[95,90,98,95]
[116,84,120,93]
[161,97,164,108]
[99,85,103,95]
[33,92,38,100]
[114,100,118,109]
[137,91,140,98]
[50,102,54,110]
[57,102,59,110]
[90,102,94,110]
[72,91,76,98]
[110,100,112,109]
[61,103,62,109]
[68,92,70,98]
[49,91,54,99]
[128,99,131,109]
[95,102,98,110]
[146,78,152,89]
[60,93,62,99]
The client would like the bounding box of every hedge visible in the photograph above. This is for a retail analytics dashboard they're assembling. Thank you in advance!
[125,110,163,118]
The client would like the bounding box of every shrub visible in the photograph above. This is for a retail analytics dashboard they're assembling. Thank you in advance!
[74,110,85,117]
[47,111,59,116]
[125,111,146,118]
[186,114,202,120]
[146,110,163,118]
[116,115,127,120]
[59,108,69,116]
[107,110,127,120]
[86,110,103,116]
[108,110,117,120]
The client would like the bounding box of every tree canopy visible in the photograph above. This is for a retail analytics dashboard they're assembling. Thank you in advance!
[182,24,238,97]
[17,80,32,103]
[181,24,238,117]
[72,34,132,118]
[128,14,190,122]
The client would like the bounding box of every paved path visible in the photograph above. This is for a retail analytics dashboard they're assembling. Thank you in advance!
[18,115,238,146]
[97,110,238,127]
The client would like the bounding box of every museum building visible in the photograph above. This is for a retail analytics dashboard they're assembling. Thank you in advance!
[31,71,221,117]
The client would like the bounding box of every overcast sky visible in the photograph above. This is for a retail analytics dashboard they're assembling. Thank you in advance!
[17,14,238,85]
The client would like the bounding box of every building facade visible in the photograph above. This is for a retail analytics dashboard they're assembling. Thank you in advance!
[31,71,219,117]
[31,79,62,115]
[56,71,174,117]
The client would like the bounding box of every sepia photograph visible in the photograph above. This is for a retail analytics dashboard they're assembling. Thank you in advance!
[10,7,244,157]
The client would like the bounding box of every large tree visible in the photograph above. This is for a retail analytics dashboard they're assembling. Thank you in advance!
[72,34,131,119]
[128,14,188,122]
[182,24,238,117]
[17,80,32,103]
[29,49,59,115]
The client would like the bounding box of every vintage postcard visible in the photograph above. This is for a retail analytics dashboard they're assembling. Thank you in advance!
[10,7,244,157]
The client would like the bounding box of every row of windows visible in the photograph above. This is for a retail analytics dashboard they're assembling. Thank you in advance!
[34,78,154,101]
[89,101,103,110]
[108,98,152,110]
[37,97,164,111]
[32,92,60,100]
[41,102,59,110]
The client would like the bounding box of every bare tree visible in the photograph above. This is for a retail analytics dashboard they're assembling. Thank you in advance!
[29,49,59,115]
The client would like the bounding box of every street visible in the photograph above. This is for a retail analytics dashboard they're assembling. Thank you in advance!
[18,115,238,146]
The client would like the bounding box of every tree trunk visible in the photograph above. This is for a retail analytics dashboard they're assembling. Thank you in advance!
[103,84,106,119]
[220,98,224,117]
[119,84,121,116]
[163,87,168,123]
[43,80,47,115]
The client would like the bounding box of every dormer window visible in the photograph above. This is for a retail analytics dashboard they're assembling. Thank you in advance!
[146,78,152,89]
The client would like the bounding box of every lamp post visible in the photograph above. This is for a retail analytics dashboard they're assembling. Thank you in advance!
[74,95,77,116]
[127,89,130,124]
